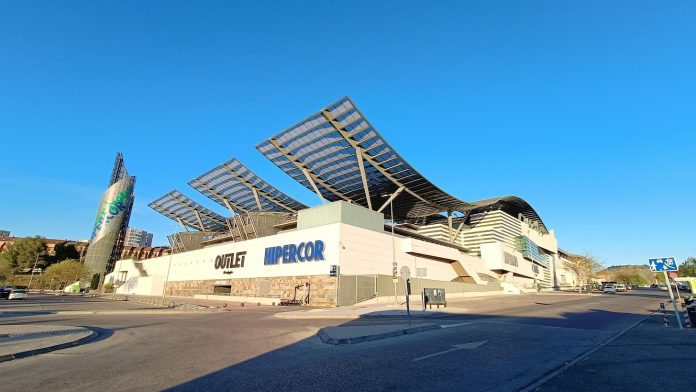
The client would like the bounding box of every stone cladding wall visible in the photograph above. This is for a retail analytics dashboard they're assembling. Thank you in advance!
[165,275,337,306]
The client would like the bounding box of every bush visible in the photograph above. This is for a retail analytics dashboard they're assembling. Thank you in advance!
[90,273,100,290]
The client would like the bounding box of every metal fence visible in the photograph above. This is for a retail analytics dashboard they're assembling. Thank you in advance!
[337,275,378,306]
[338,274,502,306]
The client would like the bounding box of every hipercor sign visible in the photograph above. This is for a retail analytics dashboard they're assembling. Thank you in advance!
[264,240,325,265]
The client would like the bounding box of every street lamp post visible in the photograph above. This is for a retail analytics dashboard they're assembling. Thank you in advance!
[161,222,180,305]
[27,254,41,291]
[161,250,174,304]
[390,198,397,305]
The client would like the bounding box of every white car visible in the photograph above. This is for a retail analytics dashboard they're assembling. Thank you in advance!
[8,289,28,300]
[615,284,627,292]
[603,285,616,294]
[658,284,669,291]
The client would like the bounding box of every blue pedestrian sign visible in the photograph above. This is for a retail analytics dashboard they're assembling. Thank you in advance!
[648,257,678,272]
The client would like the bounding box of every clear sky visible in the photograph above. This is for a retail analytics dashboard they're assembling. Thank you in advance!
[1,1,694,266]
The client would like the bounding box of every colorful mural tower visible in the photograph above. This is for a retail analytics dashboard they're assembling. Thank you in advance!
[83,153,136,286]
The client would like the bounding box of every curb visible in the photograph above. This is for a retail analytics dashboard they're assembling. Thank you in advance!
[318,324,441,345]
[53,310,215,315]
[0,327,98,363]
[275,311,452,320]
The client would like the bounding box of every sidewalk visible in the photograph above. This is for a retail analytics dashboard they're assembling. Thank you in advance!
[0,325,95,362]
[529,313,696,391]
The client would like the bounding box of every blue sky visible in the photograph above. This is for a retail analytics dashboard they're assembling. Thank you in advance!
[1,1,694,266]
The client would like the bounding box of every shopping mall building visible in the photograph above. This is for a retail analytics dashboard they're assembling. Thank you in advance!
[107,97,571,306]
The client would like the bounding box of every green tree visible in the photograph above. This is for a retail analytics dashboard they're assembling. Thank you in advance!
[0,259,12,284]
[41,259,89,290]
[655,273,666,284]
[0,236,48,270]
[48,242,81,266]
[90,273,100,290]
[679,257,696,277]
[614,267,649,286]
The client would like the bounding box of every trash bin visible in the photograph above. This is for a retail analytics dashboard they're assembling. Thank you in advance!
[423,288,446,309]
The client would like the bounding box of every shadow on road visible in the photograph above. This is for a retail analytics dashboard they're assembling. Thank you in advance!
[166,306,659,391]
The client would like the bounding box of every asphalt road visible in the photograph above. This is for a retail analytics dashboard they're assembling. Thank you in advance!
[0,290,668,391]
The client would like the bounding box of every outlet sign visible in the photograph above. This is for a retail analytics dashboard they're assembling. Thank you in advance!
[264,240,325,265]
[214,252,246,270]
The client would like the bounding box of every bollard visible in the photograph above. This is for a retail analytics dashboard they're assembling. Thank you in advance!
[660,303,669,327]
[684,310,691,328]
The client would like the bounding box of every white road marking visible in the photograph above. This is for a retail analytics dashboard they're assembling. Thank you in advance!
[413,340,487,362]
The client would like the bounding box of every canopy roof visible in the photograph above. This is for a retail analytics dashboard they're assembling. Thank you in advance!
[148,190,227,232]
[463,196,548,233]
[257,97,469,219]
[420,195,548,233]
[189,158,307,214]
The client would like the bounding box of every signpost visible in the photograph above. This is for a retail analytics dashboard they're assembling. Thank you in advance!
[401,266,411,325]
[417,267,427,311]
[649,257,683,329]
[392,262,398,305]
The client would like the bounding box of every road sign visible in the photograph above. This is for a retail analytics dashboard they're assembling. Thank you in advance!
[669,272,678,279]
[329,265,338,277]
[400,266,411,280]
[651,257,684,329]
[648,257,678,272]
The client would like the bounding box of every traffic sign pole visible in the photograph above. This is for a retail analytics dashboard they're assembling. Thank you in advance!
[404,278,411,326]
[664,270,683,329]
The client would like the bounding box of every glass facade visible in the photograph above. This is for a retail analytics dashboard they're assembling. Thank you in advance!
[83,156,136,284]
[515,235,550,268]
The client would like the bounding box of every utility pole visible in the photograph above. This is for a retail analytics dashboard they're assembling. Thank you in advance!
[390,199,397,305]
[27,254,41,291]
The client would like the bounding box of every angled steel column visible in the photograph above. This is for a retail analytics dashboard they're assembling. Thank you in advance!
[176,218,189,232]
[251,188,263,210]
[447,210,453,242]
[193,210,206,231]
[269,138,350,203]
[377,186,405,213]
[302,168,326,204]
[355,149,372,210]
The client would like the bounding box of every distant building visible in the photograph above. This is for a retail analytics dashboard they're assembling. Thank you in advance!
[0,237,89,258]
[82,153,136,285]
[0,230,10,238]
[124,228,153,247]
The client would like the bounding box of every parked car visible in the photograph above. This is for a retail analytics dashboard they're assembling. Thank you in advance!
[8,289,28,300]
[0,286,11,299]
[658,284,669,291]
[604,285,617,294]
[615,284,627,292]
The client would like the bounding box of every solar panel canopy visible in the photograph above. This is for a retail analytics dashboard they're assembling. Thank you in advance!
[188,158,307,214]
[148,190,227,232]
[257,96,470,219]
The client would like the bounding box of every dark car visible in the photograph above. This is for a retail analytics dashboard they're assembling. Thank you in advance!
[0,286,12,299]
